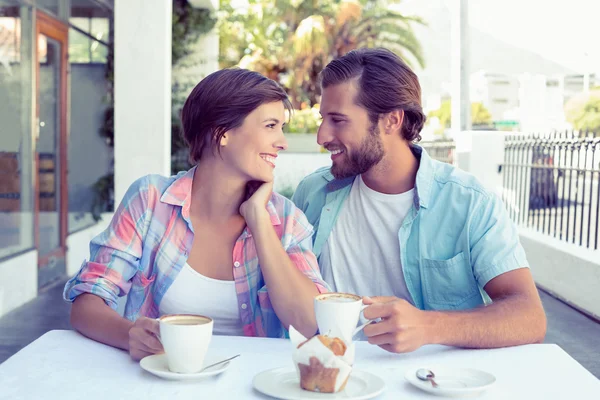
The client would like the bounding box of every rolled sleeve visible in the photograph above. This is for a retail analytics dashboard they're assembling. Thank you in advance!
[470,192,529,288]
[63,177,149,308]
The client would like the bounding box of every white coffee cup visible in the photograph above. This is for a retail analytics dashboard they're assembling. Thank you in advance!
[314,293,372,342]
[158,314,214,374]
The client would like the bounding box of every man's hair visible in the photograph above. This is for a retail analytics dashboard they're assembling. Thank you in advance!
[319,48,426,142]
[181,68,292,163]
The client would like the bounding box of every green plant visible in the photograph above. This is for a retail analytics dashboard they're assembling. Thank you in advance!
[284,105,322,133]
[427,100,493,134]
[91,173,114,221]
[565,90,600,132]
[172,0,217,65]
[171,0,217,171]
[219,0,425,108]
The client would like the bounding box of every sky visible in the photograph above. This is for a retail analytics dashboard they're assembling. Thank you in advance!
[403,0,600,74]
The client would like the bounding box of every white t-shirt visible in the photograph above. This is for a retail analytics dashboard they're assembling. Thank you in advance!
[159,263,245,336]
[320,174,415,303]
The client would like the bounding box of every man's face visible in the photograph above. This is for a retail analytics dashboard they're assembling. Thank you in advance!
[317,80,384,179]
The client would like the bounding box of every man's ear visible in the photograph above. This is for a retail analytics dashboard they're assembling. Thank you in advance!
[384,110,404,135]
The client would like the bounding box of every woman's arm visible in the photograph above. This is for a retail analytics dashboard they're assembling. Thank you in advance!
[240,182,323,338]
[71,294,162,360]
[249,214,320,338]
[65,176,162,359]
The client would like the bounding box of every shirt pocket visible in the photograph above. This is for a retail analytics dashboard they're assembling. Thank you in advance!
[421,252,481,309]
[124,272,156,319]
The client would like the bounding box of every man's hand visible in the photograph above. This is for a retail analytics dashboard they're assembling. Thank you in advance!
[240,181,272,226]
[128,317,163,361]
[362,296,433,353]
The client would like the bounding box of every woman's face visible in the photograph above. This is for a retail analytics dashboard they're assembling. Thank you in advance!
[220,101,288,183]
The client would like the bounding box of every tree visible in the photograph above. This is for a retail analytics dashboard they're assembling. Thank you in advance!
[427,100,493,134]
[565,90,600,132]
[471,102,493,126]
[218,0,425,108]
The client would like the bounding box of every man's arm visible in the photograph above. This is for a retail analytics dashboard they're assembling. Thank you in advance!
[363,268,547,353]
[429,267,546,347]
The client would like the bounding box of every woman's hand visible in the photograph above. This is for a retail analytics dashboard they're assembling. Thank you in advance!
[240,181,272,227]
[128,317,164,361]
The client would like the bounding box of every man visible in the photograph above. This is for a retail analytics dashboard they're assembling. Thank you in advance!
[292,48,546,353]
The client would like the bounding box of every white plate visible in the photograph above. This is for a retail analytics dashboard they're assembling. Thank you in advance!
[253,367,385,400]
[404,366,496,397]
[140,353,232,380]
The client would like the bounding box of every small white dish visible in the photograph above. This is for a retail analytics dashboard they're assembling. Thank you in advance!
[253,367,385,400]
[404,366,496,397]
[140,353,232,380]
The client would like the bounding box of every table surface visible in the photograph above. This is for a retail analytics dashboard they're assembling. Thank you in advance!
[0,330,598,399]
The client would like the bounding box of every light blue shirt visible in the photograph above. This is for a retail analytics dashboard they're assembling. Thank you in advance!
[292,145,529,311]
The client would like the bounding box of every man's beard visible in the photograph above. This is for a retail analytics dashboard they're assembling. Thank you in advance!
[331,123,385,179]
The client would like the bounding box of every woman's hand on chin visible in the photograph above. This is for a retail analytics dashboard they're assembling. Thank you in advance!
[240,180,272,226]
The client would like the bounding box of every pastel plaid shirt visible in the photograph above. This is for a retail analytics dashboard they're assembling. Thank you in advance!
[63,167,328,338]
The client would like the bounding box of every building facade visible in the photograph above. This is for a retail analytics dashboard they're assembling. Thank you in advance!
[0,0,214,318]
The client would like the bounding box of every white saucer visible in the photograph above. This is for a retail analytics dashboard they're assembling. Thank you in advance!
[140,353,233,380]
[404,366,496,397]
[253,367,385,400]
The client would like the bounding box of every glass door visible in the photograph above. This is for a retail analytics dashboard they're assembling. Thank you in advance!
[35,11,68,288]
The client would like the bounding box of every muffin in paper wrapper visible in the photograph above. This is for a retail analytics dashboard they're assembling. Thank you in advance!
[289,325,356,393]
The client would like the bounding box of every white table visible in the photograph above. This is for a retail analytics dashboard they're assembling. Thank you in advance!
[0,330,598,399]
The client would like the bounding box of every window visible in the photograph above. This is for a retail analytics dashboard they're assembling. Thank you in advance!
[0,4,34,259]
[67,3,113,232]
[69,16,108,63]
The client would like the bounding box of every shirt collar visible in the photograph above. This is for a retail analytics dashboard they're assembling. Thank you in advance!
[322,144,434,209]
[161,165,281,226]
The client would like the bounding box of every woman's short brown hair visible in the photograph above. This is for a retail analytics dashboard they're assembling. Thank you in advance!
[181,68,292,163]
[319,48,426,142]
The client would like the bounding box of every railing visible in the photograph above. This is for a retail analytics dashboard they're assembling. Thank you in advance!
[419,140,456,164]
[502,131,600,250]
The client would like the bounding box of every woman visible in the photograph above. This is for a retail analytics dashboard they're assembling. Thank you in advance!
[64,69,328,361]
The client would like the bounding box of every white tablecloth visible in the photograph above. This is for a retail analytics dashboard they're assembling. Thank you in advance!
[0,330,598,399]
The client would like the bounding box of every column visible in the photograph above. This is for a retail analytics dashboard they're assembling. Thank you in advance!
[114,0,172,204]
[451,0,470,133]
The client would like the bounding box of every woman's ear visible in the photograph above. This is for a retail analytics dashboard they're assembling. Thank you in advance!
[219,133,229,147]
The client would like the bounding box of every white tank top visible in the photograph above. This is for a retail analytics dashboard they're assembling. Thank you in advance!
[159,263,245,336]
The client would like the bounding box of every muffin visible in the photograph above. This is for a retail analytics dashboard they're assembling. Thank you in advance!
[296,335,351,393]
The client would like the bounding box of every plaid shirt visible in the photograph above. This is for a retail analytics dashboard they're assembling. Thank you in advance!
[64,167,328,338]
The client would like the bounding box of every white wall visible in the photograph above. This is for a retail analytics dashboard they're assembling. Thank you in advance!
[0,212,114,319]
[66,213,112,276]
[454,130,505,196]
[0,250,37,317]
[114,0,172,204]
[520,229,600,319]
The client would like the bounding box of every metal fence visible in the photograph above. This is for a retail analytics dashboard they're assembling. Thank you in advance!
[419,140,456,164]
[502,131,600,250]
